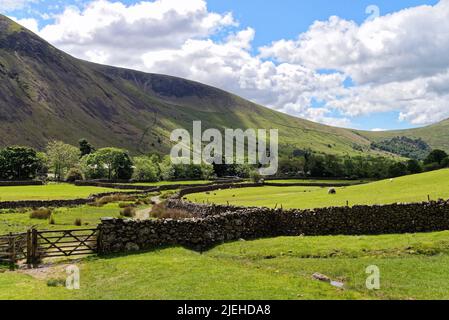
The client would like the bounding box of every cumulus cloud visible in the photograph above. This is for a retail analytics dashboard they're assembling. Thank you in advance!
[9,16,39,33]
[21,0,449,127]
[39,0,236,69]
[0,0,37,12]
[260,0,449,125]
[261,1,449,85]
[32,0,349,127]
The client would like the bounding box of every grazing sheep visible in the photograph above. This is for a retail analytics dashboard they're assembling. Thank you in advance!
[328,188,337,195]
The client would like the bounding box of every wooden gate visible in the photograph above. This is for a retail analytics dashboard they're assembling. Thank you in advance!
[0,232,27,267]
[1,228,99,266]
[29,228,99,262]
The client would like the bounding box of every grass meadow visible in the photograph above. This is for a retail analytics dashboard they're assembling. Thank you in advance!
[129,180,212,187]
[0,203,129,234]
[2,231,449,299]
[187,169,449,209]
[0,183,132,201]
[1,173,449,300]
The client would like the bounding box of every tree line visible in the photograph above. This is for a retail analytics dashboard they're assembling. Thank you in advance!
[276,149,449,179]
[0,139,448,181]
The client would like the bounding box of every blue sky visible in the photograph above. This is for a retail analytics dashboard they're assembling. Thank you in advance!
[1,0,446,131]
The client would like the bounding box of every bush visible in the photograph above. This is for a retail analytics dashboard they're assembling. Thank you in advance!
[150,203,191,220]
[65,168,84,182]
[118,202,136,208]
[30,208,52,220]
[250,170,263,183]
[74,218,82,226]
[47,279,66,287]
[95,194,137,206]
[132,157,159,182]
[423,162,442,172]
[160,191,177,200]
[120,207,136,218]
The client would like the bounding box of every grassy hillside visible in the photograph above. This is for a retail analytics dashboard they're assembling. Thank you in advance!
[0,14,391,157]
[187,169,449,209]
[357,119,449,153]
[3,231,449,299]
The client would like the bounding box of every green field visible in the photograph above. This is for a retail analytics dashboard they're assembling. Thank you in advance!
[0,184,133,202]
[2,231,449,299]
[266,179,368,185]
[187,169,449,209]
[0,203,128,234]
[129,180,212,187]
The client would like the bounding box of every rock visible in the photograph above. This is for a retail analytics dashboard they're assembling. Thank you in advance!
[330,281,345,289]
[312,273,331,283]
[125,242,140,252]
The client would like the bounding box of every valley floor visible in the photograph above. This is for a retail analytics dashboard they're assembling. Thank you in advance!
[2,231,449,300]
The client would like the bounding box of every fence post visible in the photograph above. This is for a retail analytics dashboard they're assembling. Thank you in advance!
[30,228,39,267]
[8,233,15,270]
[96,226,103,255]
[26,229,32,267]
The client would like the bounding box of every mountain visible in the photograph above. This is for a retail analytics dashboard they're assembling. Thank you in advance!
[0,14,426,158]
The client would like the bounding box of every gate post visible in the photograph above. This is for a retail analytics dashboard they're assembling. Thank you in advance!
[26,228,40,267]
[26,229,32,267]
[96,226,103,255]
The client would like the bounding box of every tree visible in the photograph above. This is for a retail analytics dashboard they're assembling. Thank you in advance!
[79,139,94,157]
[306,155,326,177]
[86,148,133,180]
[0,146,42,180]
[200,163,215,180]
[424,149,448,165]
[388,162,408,178]
[406,159,422,174]
[133,157,159,182]
[65,168,84,182]
[46,141,80,181]
[159,156,176,181]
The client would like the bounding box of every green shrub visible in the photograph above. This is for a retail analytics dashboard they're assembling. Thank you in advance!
[160,191,176,200]
[150,203,191,220]
[95,194,137,206]
[250,170,263,183]
[74,218,82,226]
[47,279,66,287]
[30,208,52,220]
[120,207,136,218]
[65,168,84,182]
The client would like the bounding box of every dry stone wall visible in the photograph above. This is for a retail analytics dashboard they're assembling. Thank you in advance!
[98,198,449,254]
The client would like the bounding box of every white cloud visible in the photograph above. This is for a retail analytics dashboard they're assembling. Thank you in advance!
[9,16,39,33]
[260,0,449,125]
[32,0,348,126]
[19,0,449,127]
[0,0,37,12]
[39,0,236,68]
[261,1,449,85]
